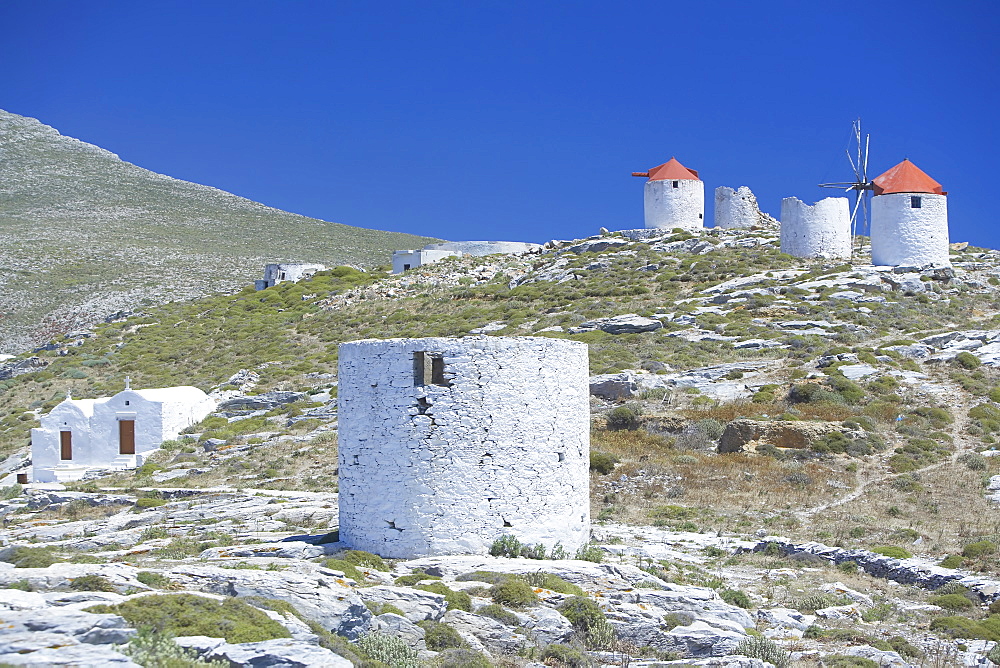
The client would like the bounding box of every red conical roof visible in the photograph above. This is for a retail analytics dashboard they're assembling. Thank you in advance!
[633,157,700,181]
[873,159,945,196]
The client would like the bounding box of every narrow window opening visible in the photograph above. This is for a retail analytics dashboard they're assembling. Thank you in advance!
[557,452,565,462]
[698,213,703,219]
[124,400,129,406]
[413,352,451,387]
[672,180,679,188]
[416,397,432,414]
[911,196,922,208]
[403,263,411,271]
[503,519,513,528]
[352,454,359,465]
[280,272,286,280]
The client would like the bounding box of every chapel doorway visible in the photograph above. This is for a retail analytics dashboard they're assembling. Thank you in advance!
[60,431,72,460]
[119,420,135,455]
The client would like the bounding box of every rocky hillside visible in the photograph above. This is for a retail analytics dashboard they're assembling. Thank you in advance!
[1,225,1000,666]
[0,109,437,354]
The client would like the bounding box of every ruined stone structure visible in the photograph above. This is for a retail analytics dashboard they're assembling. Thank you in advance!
[392,241,541,274]
[255,263,326,290]
[338,336,590,558]
[870,159,950,267]
[714,186,775,229]
[632,157,704,232]
[779,197,852,259]
[30,382,215,482]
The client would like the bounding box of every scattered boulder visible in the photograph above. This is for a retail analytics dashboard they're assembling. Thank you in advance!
[589,372,638,400]
[577,314,663,334]
[0,356,47,380]
[205,638,353,667]
[357,586,447,622]
[217,391,307,412]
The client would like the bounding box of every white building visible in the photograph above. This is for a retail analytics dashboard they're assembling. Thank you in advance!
[30,381,215,482]
[391,248,462,274]
[870,159,950,267]
[255,263,326,290]
[632,157,704,231]
[779,197,852,259]
[338,336,590,558]
[715,186,775,229]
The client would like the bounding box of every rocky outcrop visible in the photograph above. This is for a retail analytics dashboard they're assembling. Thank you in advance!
[718,419,844,453]
[576,314,664,334]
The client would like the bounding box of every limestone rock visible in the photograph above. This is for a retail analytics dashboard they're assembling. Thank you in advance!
[217,391,307,412]
[205,638,353,667]
[372,612,427,649]
[442,609,526,654]
[589,372,638,400]
[0,609,136,645]
[757,607,815,631]
[0,643,140,666]
[358,586,447,622]
[519,606,575,645]
[718,419,844,453]
[0,588,47,610]
[578,314,663,334]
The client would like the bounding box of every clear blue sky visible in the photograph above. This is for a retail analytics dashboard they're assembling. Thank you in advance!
[1,1,997,247]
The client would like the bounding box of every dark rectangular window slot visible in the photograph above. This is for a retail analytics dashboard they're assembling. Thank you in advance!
[414,351,451,387]
[403,264,410,270]
[672,180,679,188]
[911,196,922,208]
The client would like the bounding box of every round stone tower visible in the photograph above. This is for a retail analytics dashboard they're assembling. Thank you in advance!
[870,159,949,267]
[337,336,591,559]
[632,157,704,231]
[779,196,852,259]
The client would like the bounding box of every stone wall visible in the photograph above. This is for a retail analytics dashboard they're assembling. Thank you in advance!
[423,241,542,257]
[779,197,852,259]
[871,193,950,267]
[644,179,704,232]
[391,249,459,274]
[714,186,774,229]
[338,336,591,558]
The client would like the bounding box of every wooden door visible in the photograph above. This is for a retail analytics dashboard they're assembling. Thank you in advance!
[119,420,135,455]
[60,431,72,460]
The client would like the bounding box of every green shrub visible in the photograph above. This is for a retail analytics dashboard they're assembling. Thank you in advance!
[489,534,524,558]
[888,635,922,658]
[662,612,694,630]
[477,604,519,626]
[958,452,987,471]
[962,540,997,558]
[323,558,366,582]
[520,572,584,596]
[85,594,291,643]
[871,545,913,559]
[433,648,492,668]
[732,635,790,668]
[720,588,751,609]
[988,641,1000,665]
[791,593,853,612]
[393,571,441,586]
[929,593,975,610]
[3,546,58,568]
[5,579,32,591]
[929,614,1000,641]
[340,549,388,571]
[955,352,982,369]
[135,497,168,510]
[606,405,641,431]
[70,574,117,592]
[417,620,468,651]
[455,570,511,585]
[364,601,405,616]
[540,643,591,667]
[416,582,472,612]
[590,450,618,474]
[939,555,964,569]
[122,628,229,668]
[490,579,538,609]
[557,595,616,648]
[574,544,604,563]
[137,571,174,589]
[355,631,421,668]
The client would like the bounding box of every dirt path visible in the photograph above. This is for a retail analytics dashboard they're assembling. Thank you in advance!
[796,372,977,520]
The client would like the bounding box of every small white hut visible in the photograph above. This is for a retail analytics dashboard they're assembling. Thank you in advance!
[780,197,852,259]
[870,159,950,267]
[30,381,215,482]
[632,157,705,232]
[255,263,326,291]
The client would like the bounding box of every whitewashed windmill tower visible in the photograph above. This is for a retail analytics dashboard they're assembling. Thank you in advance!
[632,157,704,231]
[869,160,950,266]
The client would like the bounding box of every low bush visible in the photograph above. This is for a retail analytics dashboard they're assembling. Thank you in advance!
[364,601,405,616]
[955,352,982,370]
[732,635,790,668]
[490,579,538,609]
[393,571,442,586]
[958,452,987,471]
[433,648,492,668]
[415,582,472,612]
[477,603,519,626]
[819,656,878,668]
[888,635,922,658]
[606,405,641,431]
[929,593,975,610]
[122,628,229,668]
[871,545,913,559]
[929,614,1000,641]
[540,643,591,667]
[2,546,59,568]
[417,620,467,651]
[69,574,117,592]
[791,592,853,612]
[939,554,964,569]
[340,549,389,571]
[355,631,421,668]
[134,497,168,510]
[961,540,997,559]
[558,595,616,649]
[590,450,618,474]
[137,571,174,589]
[719,588,751,609]
[521,572,584,596]
[85,594,291,643]
[324,558,366,582]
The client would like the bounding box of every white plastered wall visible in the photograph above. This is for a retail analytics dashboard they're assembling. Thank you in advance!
[644,179,705,231]
[780,197,852,259]
[338,336,591,558]
[715,186,764,229]
[870,193,950,267]
[391,249,460,274]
